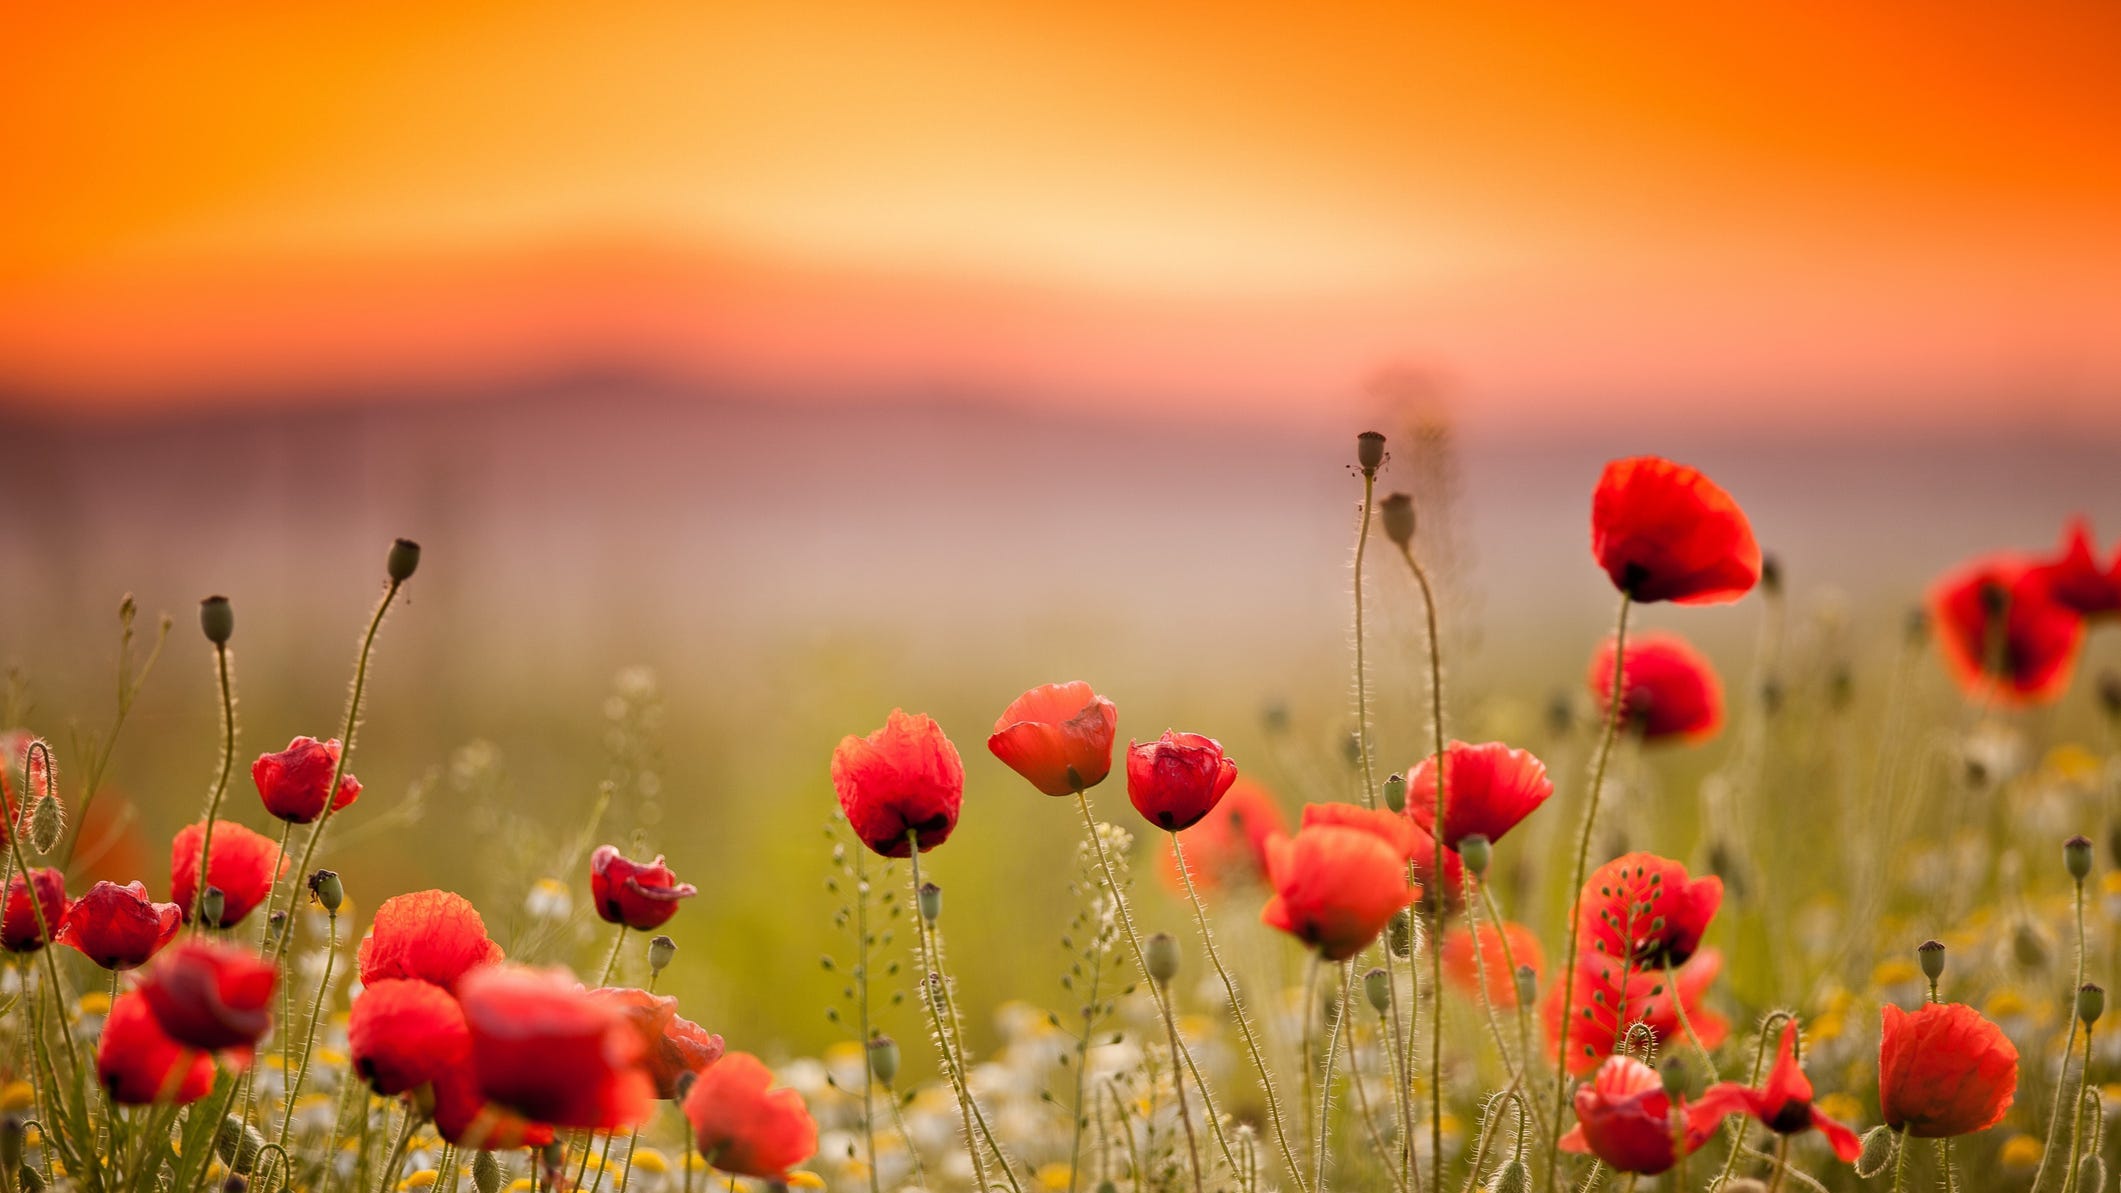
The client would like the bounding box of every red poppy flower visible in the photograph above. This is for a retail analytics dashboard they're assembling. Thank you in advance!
[1407,741,1553,849]
[432,1071,558,1151]
[988,681,1119,796]
[1928,556,2085,705]
[1588,632,1725,743]
[251,736,362,825]
[1591,456,1761,606]
[592,986,727,1099]
[55,879,181,970]
[457,965,656,1131]
[684,1051,820,1181]
[1878,1002,2018,1138]
[830,710,965,858]
[348,978,473,1097]
[136,938,277,1055]
[1545,950,1730,1076]
[2029,518,2121,617]
[1126,731,1239,832]
[589,846,698,931]
[1693,1022,1861,1160]
[1159,776,1285,897]
[2,867,67,953]
[1261,804,1418,961]
[169,819,288,927]
[1579,852,1722,969]
[1560,1055,1722,1175]
[98,992,216,1106]
[357,889,505,992]
[1440,921,1545,1009]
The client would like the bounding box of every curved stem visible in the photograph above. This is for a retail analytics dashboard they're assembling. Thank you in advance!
[4,747,78,1075]
[1353,468,1379,807]
[906,835,1009,1193]
[1708,1010,1793,1189]
[275,912,339,1149]
[1156,977,1207,1193]
[190,645,237,928]
[2033,878,2088,1193]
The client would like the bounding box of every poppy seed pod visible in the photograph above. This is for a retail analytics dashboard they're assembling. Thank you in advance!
[917,882,942,923]
[199,596,234,645]
[867,1035,900,1086]
[1356,431,1386,473]
[387,538,422,583]
[309,870,343,914]
[1380,492,1415,548]
[648,934,676,975]
[1459,833,1491,878]
[199,887,226,927]
[1145,932,1180,986]
[1382,773,1407,813]
[1363,967,1391,1015]
[2079,983,2105,1027]
[2066,835,2094,882]
[1918,939,1946,983]
[1514,964,1538,1009]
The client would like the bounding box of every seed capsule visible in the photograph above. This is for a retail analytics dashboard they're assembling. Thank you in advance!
[387,538,422,583]
[200,595,235,645]
[1146,933,1181,986]
[1356,431,1386,473]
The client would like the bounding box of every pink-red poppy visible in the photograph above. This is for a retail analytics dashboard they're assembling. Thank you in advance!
[1878,1002,2018,1138]
[1126,731,1239,832]
[169,820,287,927]
[1692,1021,1861,1160]
[348,978,472,1097]
[1588,632,1725,743]
[457,965,656,1131]
[252,736,362,825]
[1159,776,1285,897]
[1261,804,1418,961]
[592,986,727,1099]
[589,846,697,931]
[684,1051,820,1181]
[135,939,277,1056]
[1578,852,1722,969]
[1929,556,2085,705]
[1440,921,1545,1009]
[1560,1054,1722,1174]
[1591,456,1761,606]
[2028,518,2121,617]
[1545,950,1730,1076]
[432,1072,558,1151]
[357,889,505,992]
[831,710,965,857]
[1407,741,1553,850]
[988,681,1119,796]
[97,992,216,1105]
[2,867,67,953]
[54,879,180,970]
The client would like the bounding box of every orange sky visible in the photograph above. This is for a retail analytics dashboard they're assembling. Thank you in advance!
[5,1,2120,428]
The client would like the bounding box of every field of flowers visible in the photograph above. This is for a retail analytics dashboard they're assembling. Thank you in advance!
[1,432,2118,1193]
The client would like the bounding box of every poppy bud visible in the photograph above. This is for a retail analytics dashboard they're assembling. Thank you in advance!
[28,795,63,855]
[1356,431,1386,474]
[0,1116,19,1172]
[917,882,942,923]
[473,1150,505,1193]
[648,934,677,976]
[1759,554,1782,596]
[215,1115,264,1174]
[867,1035,900,1086]
[387,538,422,583]
[1853,1125,1896,1177]
[2080,1154,2106,1193]
[1459,833,1491,878]
[1382,773,1407,813]
[1145,933,1180,986]
[309,870,343,914]
[1917,939,1946,983]
[1487,1158,1530,1193]
[1388,909,1412,959]
[1363,967,1391,1015]
[200,596,234,646]
[1380,493,1415,548]
[2066,835,2094,882]
[2079,982,2105,1028]
[200,887,226,927]
[1659,1055,1687,1096]
[1514,964,1537,1009]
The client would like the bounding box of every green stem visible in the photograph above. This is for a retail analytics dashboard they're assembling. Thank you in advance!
[1315,962,1349,1193]
[852,847,882,1193]
[598,925,628,987]
[905,834,1003,1193]
[2033,878,2088,1193]
[1403,549,1449,1193]
[275,911,338,1150]
[1157,973,1207,1193]
[1353,469,1379,807]
[2061,1028,2095,1193]
[374,1109,418,1193]
[190,644,237,928]
[1888,1125,1910,1193]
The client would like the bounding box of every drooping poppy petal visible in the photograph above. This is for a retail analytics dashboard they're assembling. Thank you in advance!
[55,879,180,970]
[1878,1002,2018,1138]
[135,939,277,1055]
[1591,456,1761,606]
[1691,1022,1862,1161]
[1579,853,1722,969]
[1126,731,1239,832]
[1440,921,1545,1009]
[589,846,698,931]
[988,682,1119,796]
[457,965,656,1132]
[2027,518,2121,617]
[1928,555,2085,706]
[2,868,67,953]
[684,1051,820,1181]
[169,820,288,927]
[349,978,473,1097]
[1588,633,1725,743]
[1159,777,1286,898]
[98,992,215,1105]
[831,710,965,858]
[591,986,727,1099]
[357,889,505,992]
[251,736,362,825]
[1407,741,1554,850]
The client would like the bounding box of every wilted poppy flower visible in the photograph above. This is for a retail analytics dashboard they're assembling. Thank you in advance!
[2,867,67,952]
[357,889,505,992]
[1560,1054,1721,1174]
[988,681,1119,796]
[349,978,473,1097]
[1579,852,1722,969]
[136,939,277,1055]
[457,965,656,1131]
[1441,921,1545,1009]
[592,986,727,1099]
[251,736,362,824]
[831,710,965,857]
[1692,1021,1861,1160]
[1878,1001,2018,1138]
[589,846,698,931]
[1159,776,1286,897]
[684,1051,820,1180]
[1261,804,1418,961]
[1126,731,1239,832]
[98,992,215,1105]
[55,879,180,970]
[1407,741,1553,849]
[1591,456,1761,606]
[169,819,287,927]
[1545,950,1730,1076]
[1929,556,2085,706]
[1588,633,1724,743]
[2029,518,2121,617]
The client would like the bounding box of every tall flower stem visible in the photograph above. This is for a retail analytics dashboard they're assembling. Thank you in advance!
[1314,962,1349,1193]
[2061,1027,2096,1193]
[374,1109,418,1193]
[1543,595,1632,1192]
[4,744,77,1074]
[1888,1126,1911,1193]
[275,908,340,1151]
[597,926,628,987]
[1344,1014,1410,1193]
[905,833,1014,1193]
[2033,875,2088,1193]
[1480,886,1537,1103]
[1156,974,1207,1193]
[1352,465,1380,808]
[1394,537,1450,1193]
[851,846,882,1193]
[190,642,238,929]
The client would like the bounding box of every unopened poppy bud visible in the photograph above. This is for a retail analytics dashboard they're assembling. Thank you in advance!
[0,1116,20,1171]
[1514,964,1538,1009]
[200,886,226,926]
[1382,773,1407,813]
[2066,835,2094,882]
[868,1035,901,1086]
[1659,1055,1688,1097]
[648,934,677,975]
[200,595,234,645]
[387,538,422,583]
[1388,909,1412,959]
[17,1167,42,1193]
[28,795,63,855]
[472,1150,505,1193]
[1146,932,1180,986]
[917,882,942,923]
[2079,982,2105,1027]
[309,869,343,913]
[1459,833,1491,877]
[2079,1154,2106,1193]
[1483,1157,1530,1193]
[1363,967,1391,1014]
[1917,939,1946,983]
[1356,430,1386,473]
[1380,493,1415,548]
[1853,1125,1895,1178]
[215,1115,264,1174]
